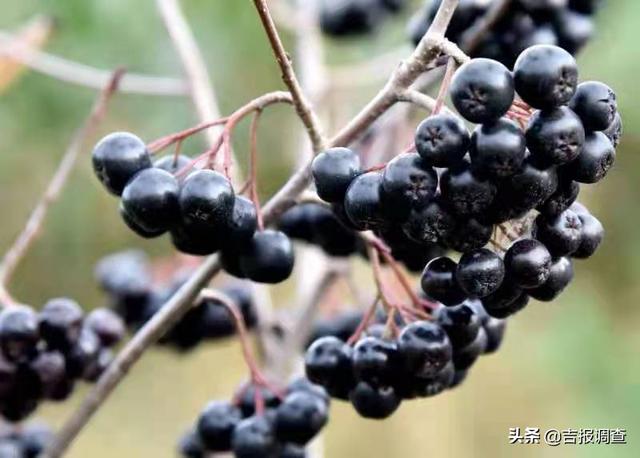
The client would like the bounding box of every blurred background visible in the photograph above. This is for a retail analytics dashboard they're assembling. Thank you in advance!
[0,0,639,457]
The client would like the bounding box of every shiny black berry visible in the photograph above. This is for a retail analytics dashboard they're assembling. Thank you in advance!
[534,209,583,257]
[0,305,39,362]
[39,297,83,351]
[452,326,487,370]
[352,337,397,385]
[381,153,437,220]
[470,118,526,178]
[92,132,151,196]
[197,401,242,452]
[504,239,552,288]
[435,302,482,347]
[440,162,496,216]
[565,132,615,184]
[603,112,623,147]
[414,114,469,167]
[569,81,617,132]
[226,196,258,246]
[529,256,574,301]
[397,321,452,377]
[450,58,515,123]
[456,249,505,298]
[232,415,278,458]
[513,45,578,109]
[343,171,386,230]
[275,391,328,445]
[305,336,354,400]
[421,257,467,306]
[572,212,604,259]
[312,147,361,203]
[238,230,294,284]
[84,308,125,347]
[402,198,455,244]
[526,107,585,166]
[178,170,235,230]
[153,154,191,175]
[349,382,401,419]
[537,178,579,217]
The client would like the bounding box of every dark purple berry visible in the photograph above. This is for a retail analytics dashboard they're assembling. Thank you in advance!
[526,107,585,165]
[504,239,552,288]
[304,336,354,400]
[312,147,361,203]
[421,257,467,306]
[456,249,505,298]
[470,118,526,178]
[414,114,469,167]
[343,172,386,230]
[238,230,294,284]
[397,321,452,377]
[178,170,235,231]
[534,209,583,256]
[84,308,125,347]
[381,153,437,220]
[274,391,328,445]
[231,416,278,458]
[0,305,39,362]
[349,382,401,419]
[565,131,615,184]
[572,212,604,259]
[529,256,574,301]
[196,401,242,451]
[39,298,83,351]
[440,162,496,216]
[569,81,617,132]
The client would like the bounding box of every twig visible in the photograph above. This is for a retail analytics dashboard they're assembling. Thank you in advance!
[252,0,327,153]
[0,69,124,306]
[432,57,457,115]
[45,1,465,453]
[0,32,186,96]
[248,110,265,230]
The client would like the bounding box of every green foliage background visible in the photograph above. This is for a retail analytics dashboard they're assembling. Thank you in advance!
[0,1,638,456]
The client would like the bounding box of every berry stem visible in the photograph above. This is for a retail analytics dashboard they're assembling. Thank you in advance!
[432,57,457,115]
[347,294,381,345]
[248,110,265,230]
[146,117,229,153]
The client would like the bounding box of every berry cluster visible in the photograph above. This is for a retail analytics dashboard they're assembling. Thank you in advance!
[180,378,329,458]
[0,299,124,422]
[95,250,257,351]
[91,135,294,284]
[304,43,620,418]
[409,0,602,66]
[279,203,444,272]
[304,301,504,418]
[319,0,407,37]
[0,421,52,458]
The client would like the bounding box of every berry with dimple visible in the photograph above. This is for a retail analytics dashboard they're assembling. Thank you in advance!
[402,198,455,245]
[238,230,295,284]
[470,118,526,178]
[92,132,152,196]
[513,45,578,109]
[352,337,397,385]
[414,114,469,168]
[440,162,496,216]
[232,415,278,458]
[572,211,604,259]
[603,112,623,147]
[274,391,328,445]
[537,178,579,217]
[569,81,617,132]
[196,401,242,452]
[349,382,401,419]
[39,298,83,351]
[312,147,361,203]
[526,106,585,165]
[504,239,553,289]
[226,196,258,246]
[381,153,437,220]
[0,306,39,362]
[450,58,515,123]
[456,249,505,298]
[343,171,386,230]
[121,168,180,235]
[178,170,235,231]
[534,209,583,257]
[435,302,482,347]
[421,257,467,306]
[565,131,615,184]
[84,308,125,347]
[397,321,452,377]
[304,336,354,400]
[529,256,574,301]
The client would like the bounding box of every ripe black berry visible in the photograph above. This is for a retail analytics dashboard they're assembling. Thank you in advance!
[65,327,100,379]
[178,170,235,230]
[153,154,191,175]
[179,428,204,458]
[534,209,583,257]
[121,168,180,234]
[414,114,469,167]
[442,217,493,253]
[554,10,594,54]
[119,202,165,239]
[450,58,515,123]
[507,158,559,210]
[526,106,585,165]
[537,177,579,217]
[380,153,437,220]
[456,249,505,298]
[319,0,382,37]
[481,281,529,318]
[29,350,66,397]
[197,401,242,451]
[238,230,294,284]
[402,198,455,244]
[226,196,258,246]
[349,382,401,419]
[572,212,604,259]
[343,171,386,230]
[529,256,574,301]
[397,321,452,377]
[0,305,39,362]
[274,391,328,445]
[421,257,467,306]
[483,318,506,354]
[470,118,526,178]
[435,302,482,347]
[564,131,615,184]
[304,336,354,400]
[232,415,277,458]
[172,220,221,256]
[39,298,83,351]
[279,443,307,458]
[569,81,617,132]
[504,239,552,288]
[84,308,125,347]
[312,147,361,203]
[352,336,397,385]
[603,112,623,147]
[513,45,578,109]
[440,162,496,216]
[452,326,487,370]
[92,132,152,196]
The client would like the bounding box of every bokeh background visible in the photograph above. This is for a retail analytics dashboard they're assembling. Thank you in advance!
[0,1,639,457]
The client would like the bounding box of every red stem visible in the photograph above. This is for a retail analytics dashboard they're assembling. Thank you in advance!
[248,110,265,230]
[432,57,457,116]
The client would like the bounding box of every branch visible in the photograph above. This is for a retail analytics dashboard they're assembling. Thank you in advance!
[45,1,465,453]
[252,0,327,153]
[0,69,124,306]
[0,32,186,96]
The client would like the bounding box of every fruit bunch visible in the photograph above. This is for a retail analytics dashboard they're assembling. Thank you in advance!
[0,299,124,422]
[409,0,603,66]
[95,250,258,351]
[304,43,620,418]
[180,378,329,458]
[304,301,504,418]
[0,421,52,458]
[319,0,407,37]
[91,136,294,284]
